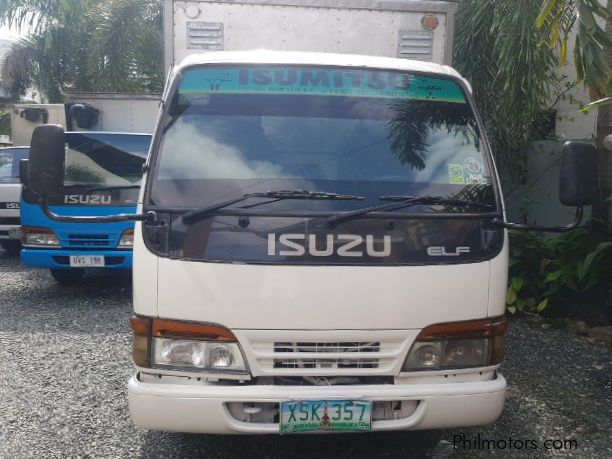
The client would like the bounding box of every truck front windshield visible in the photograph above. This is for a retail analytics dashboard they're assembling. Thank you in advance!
[151,65,496,213]
[0,148,29,183]
[65,133,150,188]
[53,132,151,206]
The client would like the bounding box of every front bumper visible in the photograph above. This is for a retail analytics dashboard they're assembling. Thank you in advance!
[21,248,133,269]
[128,373,506,434]
[0,224,20,240]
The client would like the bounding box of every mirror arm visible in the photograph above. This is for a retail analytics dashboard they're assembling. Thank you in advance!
[39,195,158,223]
[491,207,583,233]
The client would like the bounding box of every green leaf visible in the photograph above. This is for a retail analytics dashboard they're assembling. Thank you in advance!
[511,276,524,292]
[576,261,588,281]
[582,241,612,274]
[506,286,517,305]
[579,96,612,113]
[536,298,549,312]
[544,271,563,283]
[536,0,558,29]
[507,305,517,314]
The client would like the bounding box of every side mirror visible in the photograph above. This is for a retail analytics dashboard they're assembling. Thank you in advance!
[28,124,65,198]
[559,141,598,207]
[19,159,29,186]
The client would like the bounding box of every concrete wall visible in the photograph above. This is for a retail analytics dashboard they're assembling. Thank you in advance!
[505,141,592,228]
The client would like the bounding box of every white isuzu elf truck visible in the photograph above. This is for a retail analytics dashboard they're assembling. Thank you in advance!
[22,1,598,436]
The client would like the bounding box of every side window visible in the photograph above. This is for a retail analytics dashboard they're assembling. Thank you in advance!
[0,151,13,178]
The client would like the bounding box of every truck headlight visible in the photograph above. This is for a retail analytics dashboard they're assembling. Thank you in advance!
[154,338,208,369]
[118,228,134,248]
[402,317,507,371]
[153,338,245,371]
[130,316,247,373]
[21,226,60,247]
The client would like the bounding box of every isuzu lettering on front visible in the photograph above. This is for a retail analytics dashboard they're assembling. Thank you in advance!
[25,51,598,434]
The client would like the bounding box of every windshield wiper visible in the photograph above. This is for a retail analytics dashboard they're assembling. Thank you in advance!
[75,184,141,193]
[182,189,364,224]
[327,195,493,226]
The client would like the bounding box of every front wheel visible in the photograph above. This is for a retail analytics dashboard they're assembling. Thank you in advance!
[0,240,21,256]
[50,268,85,285]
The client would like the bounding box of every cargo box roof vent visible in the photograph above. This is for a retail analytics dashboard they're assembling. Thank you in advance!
[397,30,433,61]
[187,21,224,50]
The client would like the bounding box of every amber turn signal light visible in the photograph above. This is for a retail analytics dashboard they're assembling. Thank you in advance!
[152,319,238,342]
[416,316,508,341]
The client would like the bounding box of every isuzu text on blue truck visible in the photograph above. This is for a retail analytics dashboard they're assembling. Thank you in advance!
[20,132,151,284]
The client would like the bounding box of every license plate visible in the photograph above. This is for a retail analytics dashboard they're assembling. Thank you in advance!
[280,400,372,434]
[69,255,105,267]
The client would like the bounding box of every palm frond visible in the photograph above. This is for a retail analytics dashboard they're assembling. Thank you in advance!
[579,96,612,113]
[0,0,59,34]
[87,0,163,92]
[537,0,611,98]
[2,0,163,100]
[1,37,39,101]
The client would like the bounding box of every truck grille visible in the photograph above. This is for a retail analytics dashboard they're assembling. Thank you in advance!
[0,217,20,225]
[273,342,380,369]
[237,330,414,377]
[66,234,112,247]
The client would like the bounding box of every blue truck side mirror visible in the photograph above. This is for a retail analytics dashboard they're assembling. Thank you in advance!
[28,124,65,198]
[19,159,29,187]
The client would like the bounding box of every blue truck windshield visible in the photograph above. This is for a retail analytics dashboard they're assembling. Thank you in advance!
[151,65,495,212]
[65,133,150,187]
[54,132,152,206]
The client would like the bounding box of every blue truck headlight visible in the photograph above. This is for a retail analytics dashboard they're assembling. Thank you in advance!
[21,226,60,247]
[118,229,134,248]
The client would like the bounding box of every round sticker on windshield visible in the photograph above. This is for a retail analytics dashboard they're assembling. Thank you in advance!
[463,157,483,176]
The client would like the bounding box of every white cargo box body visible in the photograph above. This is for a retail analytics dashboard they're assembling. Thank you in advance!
[165,0,457,70]
[65,93,162,134]
[10,104,66,146]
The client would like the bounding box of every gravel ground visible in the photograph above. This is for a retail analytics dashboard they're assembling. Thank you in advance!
[0,249,610,458]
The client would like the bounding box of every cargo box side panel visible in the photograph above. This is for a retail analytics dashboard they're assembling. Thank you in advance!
[168,0,452,68]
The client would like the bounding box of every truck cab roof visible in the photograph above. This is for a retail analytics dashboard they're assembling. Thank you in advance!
[174,50,471,91]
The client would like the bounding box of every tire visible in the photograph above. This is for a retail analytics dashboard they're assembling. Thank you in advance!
[50,268,85,285]
[0,240,21,256]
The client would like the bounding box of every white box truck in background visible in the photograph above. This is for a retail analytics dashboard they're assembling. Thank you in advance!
[10,93,160,146]
[10,104,66,146]
[23,0,599,436]
[64,93,161,133]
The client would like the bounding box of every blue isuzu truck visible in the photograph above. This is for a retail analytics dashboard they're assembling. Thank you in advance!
[20,131,151,284]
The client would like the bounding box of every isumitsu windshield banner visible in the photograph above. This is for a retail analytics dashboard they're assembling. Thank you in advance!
[179,66,466,103]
